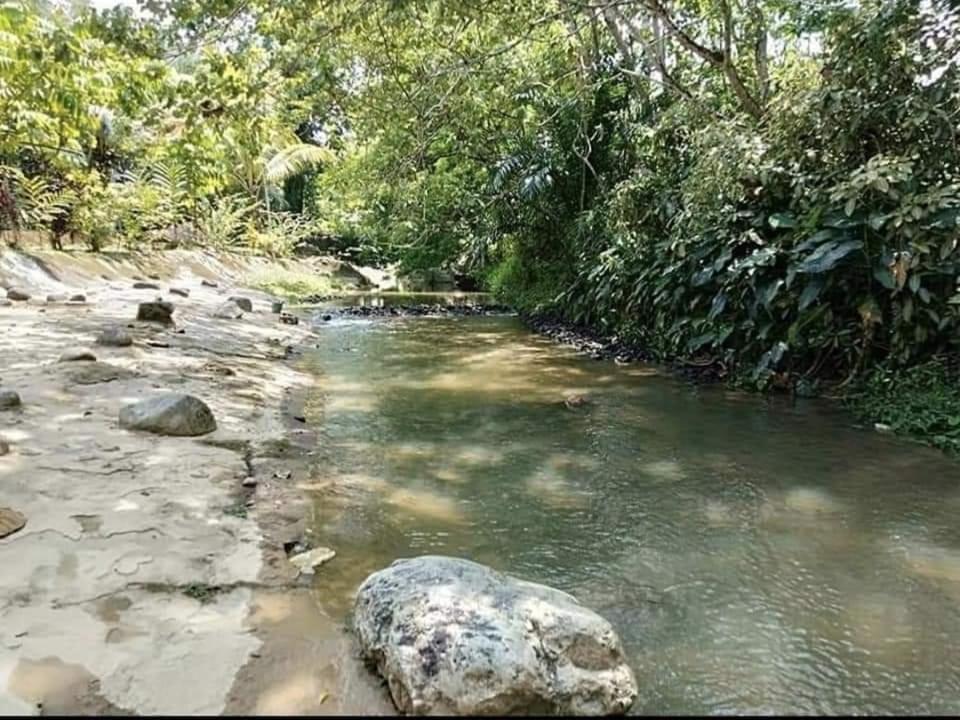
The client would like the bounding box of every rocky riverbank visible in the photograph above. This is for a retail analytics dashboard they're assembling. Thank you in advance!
[0,248,391,715]
[523,313,727,384]
[311,302,514,320]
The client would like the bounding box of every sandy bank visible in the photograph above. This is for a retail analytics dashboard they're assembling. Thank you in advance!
[0,249,392,715]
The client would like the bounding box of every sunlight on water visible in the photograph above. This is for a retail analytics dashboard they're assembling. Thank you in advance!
[300,315,960,715]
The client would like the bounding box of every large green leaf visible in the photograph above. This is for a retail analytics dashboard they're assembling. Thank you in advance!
[798,240,862,273]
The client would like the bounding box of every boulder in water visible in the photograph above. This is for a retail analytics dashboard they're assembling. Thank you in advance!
[354,555,637,716]
[96,327,133,347]
[6,288,30,301]
[136,300,174,324]
[133,281,160,290]
[201,279,219,288]
[69,294,87,303]
[169,287,190,298]
[0,390,22,410]
[119,393,217,436]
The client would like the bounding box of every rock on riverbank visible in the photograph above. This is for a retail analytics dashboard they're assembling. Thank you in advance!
[314,303,513,319]
[354,555,637,716]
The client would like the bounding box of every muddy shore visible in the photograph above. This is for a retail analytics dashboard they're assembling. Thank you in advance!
[0,249,392,715]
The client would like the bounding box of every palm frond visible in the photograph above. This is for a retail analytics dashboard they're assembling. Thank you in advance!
[263,143,332,185]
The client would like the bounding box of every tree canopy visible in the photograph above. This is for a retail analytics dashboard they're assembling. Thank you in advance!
[2,0,959,389]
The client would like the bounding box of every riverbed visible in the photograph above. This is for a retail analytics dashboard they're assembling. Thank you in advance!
[301,312,960,715]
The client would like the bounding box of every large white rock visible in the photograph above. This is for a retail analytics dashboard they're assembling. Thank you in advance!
[353,556,637,716]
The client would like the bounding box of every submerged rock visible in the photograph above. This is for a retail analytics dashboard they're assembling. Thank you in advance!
[59,349,97,362]
[136,300,174,324]
[69,293,87,303]
[0,390,22,410]
[119,393,217,436]
[228,296,253,312]
[133,281,160,290]
[170,287,190,298]
[201,279,219,288]
[288,547,336,575]
[354,555,637,716]
[563,393,591,409]
[6,288,30,301]
[213,301,245,319]
[96,326,133,347]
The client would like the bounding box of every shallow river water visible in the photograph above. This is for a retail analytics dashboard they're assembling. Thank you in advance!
[301,312,960,715]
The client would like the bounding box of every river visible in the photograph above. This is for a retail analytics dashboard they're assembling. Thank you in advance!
[299,309,960,715]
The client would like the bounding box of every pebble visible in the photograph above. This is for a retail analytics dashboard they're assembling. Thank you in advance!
[59,349,97,362]
[96,327,134,347]
[136,300,174,324]
[228,296,253,312]
[0,389,22,409]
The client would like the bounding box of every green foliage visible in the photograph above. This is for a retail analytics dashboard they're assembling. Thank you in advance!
[4,0,960,442]
[248,268,339,299]
[847,360,960,454]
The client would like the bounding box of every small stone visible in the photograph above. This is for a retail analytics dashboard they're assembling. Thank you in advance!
[289,547,336,575]
[59,349,97,362]
[322,314,332,322]
[69,294,87,303]
[133,282,160,290]
[0,507,26,539]
[280,312,299,325]
[64,362,137,386]
[169,288,190,298]
[96,327,133,347]
[136,300,174,324]
[119,393,217,436]
[201,279,219,288]
[213,302,244,320]
[229,296,253,312]
[242,476,258,488]
[6,288,30,301]
[0,390,21,409]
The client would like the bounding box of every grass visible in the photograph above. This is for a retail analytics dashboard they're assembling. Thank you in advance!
[247,268,343,300]
[845,359,960,455]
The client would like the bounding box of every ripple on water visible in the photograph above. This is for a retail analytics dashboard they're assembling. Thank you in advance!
[303,315,960,715]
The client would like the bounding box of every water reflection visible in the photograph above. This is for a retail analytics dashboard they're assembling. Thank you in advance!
[301,316,960,715]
